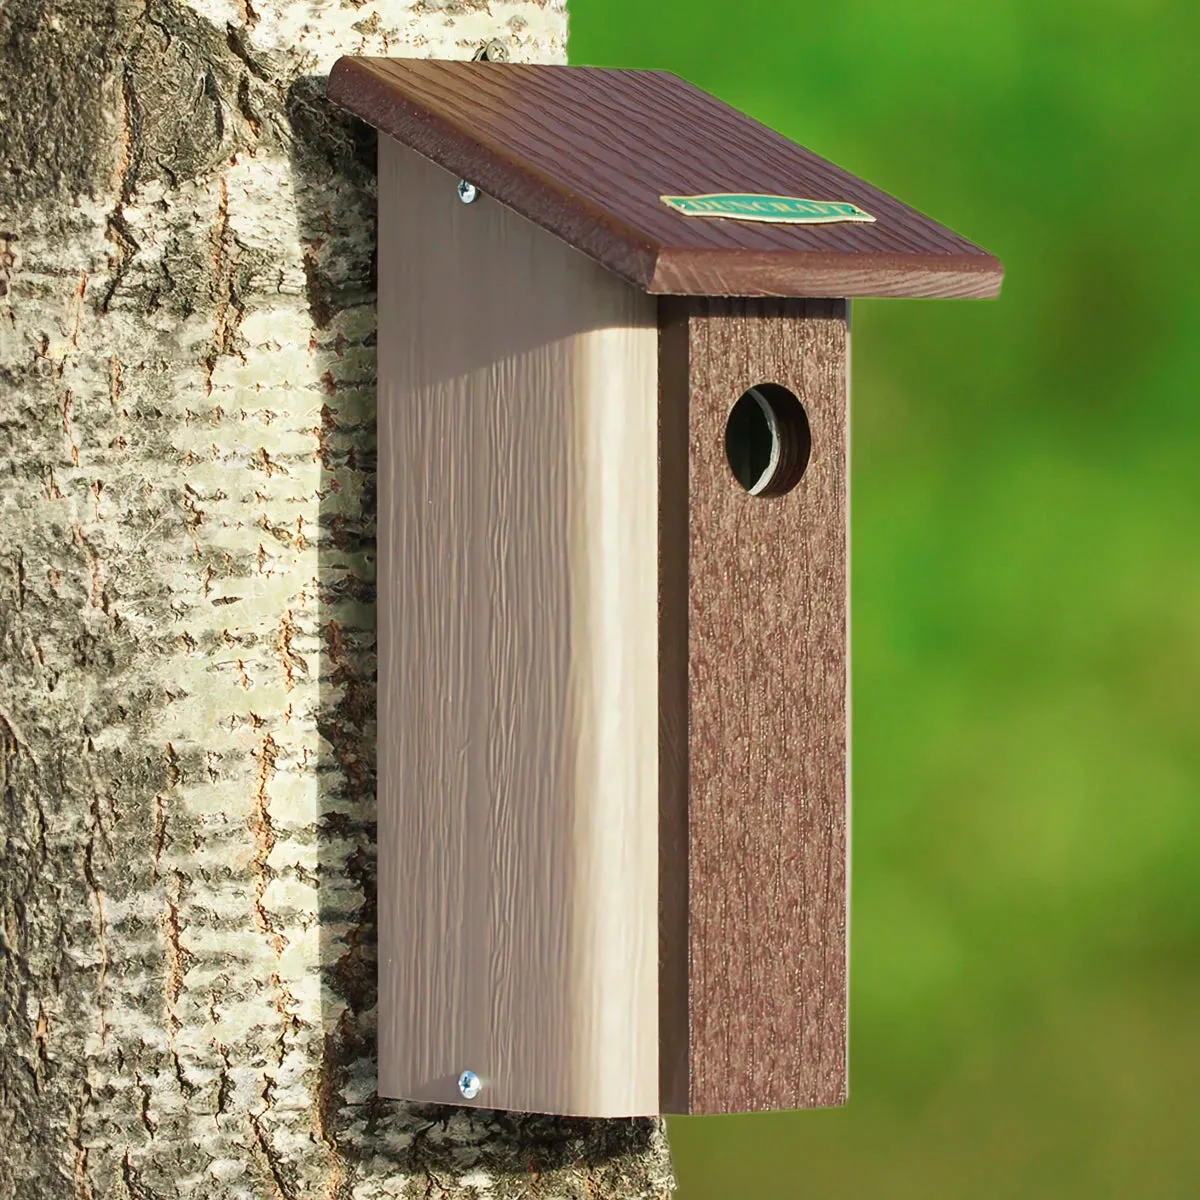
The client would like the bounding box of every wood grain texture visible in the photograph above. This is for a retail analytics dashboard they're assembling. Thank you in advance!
[659,298,849,1113]
[377,137,660,1117]
[328,58,1003,299]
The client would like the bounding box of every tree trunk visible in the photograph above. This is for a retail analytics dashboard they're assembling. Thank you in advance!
[0,2,676,1197]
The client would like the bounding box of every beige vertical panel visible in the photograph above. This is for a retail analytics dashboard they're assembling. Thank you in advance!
[376,138,659,1117]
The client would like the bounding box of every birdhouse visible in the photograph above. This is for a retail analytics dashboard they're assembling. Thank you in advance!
[327,57,1002,1119]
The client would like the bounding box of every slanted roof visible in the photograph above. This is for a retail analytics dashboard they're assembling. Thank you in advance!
[328,58,1003,300]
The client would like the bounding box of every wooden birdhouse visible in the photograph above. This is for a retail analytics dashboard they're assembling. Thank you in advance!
[327,57,1002,1119]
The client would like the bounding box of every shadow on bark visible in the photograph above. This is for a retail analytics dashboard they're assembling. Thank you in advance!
[288,73,659,1182]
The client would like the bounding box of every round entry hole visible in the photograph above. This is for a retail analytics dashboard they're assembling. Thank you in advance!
[724,383,811,496]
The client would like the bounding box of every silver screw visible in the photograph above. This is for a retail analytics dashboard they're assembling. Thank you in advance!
[473,39,509,63]
[457,180,479,205]
[458,1069,482,1100]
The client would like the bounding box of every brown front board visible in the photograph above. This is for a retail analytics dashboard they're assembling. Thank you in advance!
[659,299,849,1112]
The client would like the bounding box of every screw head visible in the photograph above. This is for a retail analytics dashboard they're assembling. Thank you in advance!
[457,180,479,205]
[476,39,509,62]
[458,1070,482,1100]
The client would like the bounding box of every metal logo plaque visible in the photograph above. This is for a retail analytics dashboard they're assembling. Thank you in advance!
[660,193,876,225]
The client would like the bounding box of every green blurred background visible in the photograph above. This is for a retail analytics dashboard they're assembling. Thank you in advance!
[570,2,1200,1196]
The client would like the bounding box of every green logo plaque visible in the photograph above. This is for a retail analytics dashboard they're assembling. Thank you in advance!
[660,193,876,225]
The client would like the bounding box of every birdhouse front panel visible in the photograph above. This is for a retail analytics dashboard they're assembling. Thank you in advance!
[658,298,849,1113]
[328,54,1001,1119]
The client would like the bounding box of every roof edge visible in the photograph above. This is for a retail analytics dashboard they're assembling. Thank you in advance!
[648,248,1004,299]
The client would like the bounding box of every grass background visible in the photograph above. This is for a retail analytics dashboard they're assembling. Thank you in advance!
[568,2,1200,1196]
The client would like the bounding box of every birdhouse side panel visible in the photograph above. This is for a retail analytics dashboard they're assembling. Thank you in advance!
[376,139,660,1117]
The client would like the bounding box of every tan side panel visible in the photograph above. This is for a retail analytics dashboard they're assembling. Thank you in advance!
[376,138,659,1117]
[661,298,849,1113]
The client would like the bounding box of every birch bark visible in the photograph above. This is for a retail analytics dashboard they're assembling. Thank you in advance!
[0,2,675,1196]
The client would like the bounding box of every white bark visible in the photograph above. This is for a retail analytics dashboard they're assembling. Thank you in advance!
[0,1,675,1196]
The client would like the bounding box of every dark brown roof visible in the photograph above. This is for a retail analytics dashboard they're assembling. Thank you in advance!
[328,58,1003,300]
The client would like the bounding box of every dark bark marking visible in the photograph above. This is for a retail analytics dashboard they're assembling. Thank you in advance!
[303,251,335,330]
[203,67,227,144]
[237,73,264,138]
[250,732,281,941]
[225,24,271,83]
[252,1113,299,1200]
